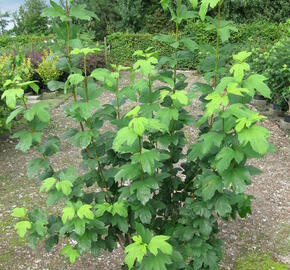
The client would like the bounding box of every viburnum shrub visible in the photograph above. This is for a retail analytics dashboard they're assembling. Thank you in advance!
[7,0,273,269]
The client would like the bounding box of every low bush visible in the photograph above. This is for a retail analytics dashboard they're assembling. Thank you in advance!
[0,53,34,133]
[250,38,290,110]
[0,54,14,87]
[0,54,16,133]
[14,58,34,83]
[36,51,62,84]
[0,53,33,87]
[6,1,274,269]
[26,49,44,67]
[78,51,106,75]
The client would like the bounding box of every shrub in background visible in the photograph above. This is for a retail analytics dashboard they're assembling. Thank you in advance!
[107,32,173,65]
[0,55,12,132]
[230,21,288,45]
[0,35,40,53]
[0,53,35,133]
[183,20,288,46]
[0,54,14,87]
[36,51,62,84]
[0,52,33,87]
[142,6,174,34]
[25,49,44,67]
[219,0,290,23]
[14,58,34,83]
[250,38,290,110]
[78,51,106,75]
[107,20,288,71]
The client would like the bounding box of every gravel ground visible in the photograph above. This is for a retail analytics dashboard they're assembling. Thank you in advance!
[0,71,289,270]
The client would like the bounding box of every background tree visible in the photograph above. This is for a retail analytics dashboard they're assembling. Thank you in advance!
[70,0,168,39]
[12,0,48,35]
[0,11,9,35]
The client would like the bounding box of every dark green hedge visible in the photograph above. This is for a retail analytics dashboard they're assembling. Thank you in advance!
[107,32,174,65]
[107,21,288,69]
[219,0,290,23]
[184,20,288,45]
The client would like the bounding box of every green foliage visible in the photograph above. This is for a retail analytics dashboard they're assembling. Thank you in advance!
[15,221,32,238]
[0,54,34,89]
[0,52,39,132]
[12,208,28,218]
[219,0,290,23]
[36,53,63,84]
[73,0,171,39]
[0,75,38,132]
[10,1,272,269]
[0,35,41,54]
[125,234,172,269]
[108,20,287,70]
[229,21,288,45]
[107,32,173,66]
[250,38,290,110]
[125,235,147,269]
[0,55,14,88]
[14,58,34,83]
[61,244,80,264]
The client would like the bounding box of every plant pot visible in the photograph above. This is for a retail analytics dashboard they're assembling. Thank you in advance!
[280,115,290,131]
[252,95,267,110]
[41,91,60,100]
[25,93,41,105]
[254,94,266,100]
[269,103,284,117]
[284,115,290,123]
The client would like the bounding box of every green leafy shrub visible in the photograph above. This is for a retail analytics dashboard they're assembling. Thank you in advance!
[14,57,34,83]
[0,52,34,86]
[7,1,272,269]
[0,54,14,87]
[0,75,39,132]
[0,53,34,132]
[250,38,290,110]
[0,55,16,132]
[36,52,62,84]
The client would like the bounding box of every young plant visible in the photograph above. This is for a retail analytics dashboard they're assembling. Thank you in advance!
[9,0,272,269]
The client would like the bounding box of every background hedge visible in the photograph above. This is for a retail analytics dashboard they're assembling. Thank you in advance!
[107,32,173,65]
[107,21,289,69]
[0,34,46,53]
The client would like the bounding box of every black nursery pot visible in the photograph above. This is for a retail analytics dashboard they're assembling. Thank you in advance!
[271,103,280,110]
[284,115,290,123]
[254,94,266,100]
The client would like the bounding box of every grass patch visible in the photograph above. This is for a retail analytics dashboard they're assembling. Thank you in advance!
[235,252,290,270]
